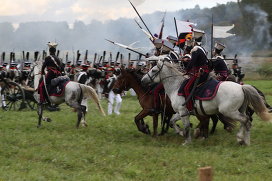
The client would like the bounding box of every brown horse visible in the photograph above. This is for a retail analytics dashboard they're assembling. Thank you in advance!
[112,68,174,136]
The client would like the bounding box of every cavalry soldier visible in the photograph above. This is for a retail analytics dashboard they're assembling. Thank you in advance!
[38,42,64,104]
[105,67,122,115]
[183,29,210,112]
[211,42,229,81]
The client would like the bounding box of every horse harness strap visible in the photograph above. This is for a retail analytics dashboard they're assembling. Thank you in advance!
[199,100,208,116]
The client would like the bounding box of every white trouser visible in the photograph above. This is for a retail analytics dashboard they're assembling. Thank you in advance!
[108,90,122,115]
[0,87,6,107]
[130,88,136,96]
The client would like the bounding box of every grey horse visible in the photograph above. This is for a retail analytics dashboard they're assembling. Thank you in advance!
[33,60,105,128]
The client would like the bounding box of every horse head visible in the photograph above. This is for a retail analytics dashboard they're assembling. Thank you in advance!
[141,60,164,85]
[112,68,132,94]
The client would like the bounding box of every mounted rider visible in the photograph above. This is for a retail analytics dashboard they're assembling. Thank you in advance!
[211,42,229,81]
[183,29,210,112]
[38,42,64,104]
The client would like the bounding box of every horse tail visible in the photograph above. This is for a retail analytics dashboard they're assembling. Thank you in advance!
[242,84,272,122]
[80,84,106,116]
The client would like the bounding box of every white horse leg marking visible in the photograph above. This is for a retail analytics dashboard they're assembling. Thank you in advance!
[221,110,250,145]
[180,115,192,145]
[170,113,183,136]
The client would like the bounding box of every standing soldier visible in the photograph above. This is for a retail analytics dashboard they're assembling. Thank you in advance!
[211,42,229,81]
[106,67,122,115]
[38,42,64,104]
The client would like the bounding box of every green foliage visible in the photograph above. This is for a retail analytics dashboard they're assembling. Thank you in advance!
[257,63,272,78]
[0,80,271,180]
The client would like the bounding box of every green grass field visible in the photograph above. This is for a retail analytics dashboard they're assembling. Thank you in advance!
[0,80,271,181]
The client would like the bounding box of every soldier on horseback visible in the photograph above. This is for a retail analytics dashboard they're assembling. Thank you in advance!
[211,42,229,81]
[183,29,210,112]
[38,42,64,104]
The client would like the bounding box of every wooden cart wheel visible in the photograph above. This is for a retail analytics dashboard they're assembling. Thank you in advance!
[1,81,26,111]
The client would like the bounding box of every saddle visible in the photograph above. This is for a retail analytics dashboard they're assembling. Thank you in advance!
[49,76,70,96]
[178,78,222,101]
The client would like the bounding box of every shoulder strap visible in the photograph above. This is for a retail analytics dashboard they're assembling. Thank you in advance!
[50,55,60,69]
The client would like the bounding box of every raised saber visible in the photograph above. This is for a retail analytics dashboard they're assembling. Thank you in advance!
[128,0,154,41]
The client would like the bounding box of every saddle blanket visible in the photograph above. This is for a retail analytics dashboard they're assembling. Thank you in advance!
[178,78,222,100]
[49,76,70,96]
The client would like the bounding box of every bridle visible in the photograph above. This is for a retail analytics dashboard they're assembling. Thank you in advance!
[146,61,181,83]
[146,61,165,83]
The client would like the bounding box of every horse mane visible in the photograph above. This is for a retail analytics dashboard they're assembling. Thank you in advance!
[126,69,149,92]
[163,61,185,76]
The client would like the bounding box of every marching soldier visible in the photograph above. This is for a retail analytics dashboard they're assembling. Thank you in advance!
[211,42,229,81]
[38,42,64,104]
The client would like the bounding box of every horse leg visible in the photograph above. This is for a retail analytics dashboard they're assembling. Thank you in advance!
[195,115,209,139]
[80,105,88,127]
[170,113,183,136]
[160,114,169,136]
[221,110,250,145]
[152,114,158,136]
[180,115,191,145]
[67,100,84,128]
[210,115,218,134]
[134,110,151,135]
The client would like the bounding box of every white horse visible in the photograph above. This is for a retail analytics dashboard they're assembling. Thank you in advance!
[33,61,105,128]
[141,60,272,145]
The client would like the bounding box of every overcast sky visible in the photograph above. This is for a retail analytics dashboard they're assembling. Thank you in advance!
[0,0,236,24]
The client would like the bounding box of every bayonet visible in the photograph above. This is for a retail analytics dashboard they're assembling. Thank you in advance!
[105,39,147,57]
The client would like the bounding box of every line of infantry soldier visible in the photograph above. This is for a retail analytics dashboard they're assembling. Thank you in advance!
[0,31,245,115]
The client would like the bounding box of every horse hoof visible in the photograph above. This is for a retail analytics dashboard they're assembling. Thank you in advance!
[194,128,201,138]
[82,123,88,127]
[238,140,246,145]
[46,118,52,122]
[182,140,191,146]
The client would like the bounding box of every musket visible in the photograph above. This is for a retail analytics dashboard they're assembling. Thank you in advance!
[10,52,12,64]
[1,52,5,64]
[76,50,81,64]
[105,39,147,57]
[128,0,154,41]
[34,51,39,62]
[102,51,106,65]
[109,52,112,65]
[93,53,97,66]
[120,53,123,66]
[84,50,88,64]
[65,52,68,62]
[114,52,120,66]
[209,58,238,61]
[98,55,103,65]
[22,51,25,61]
